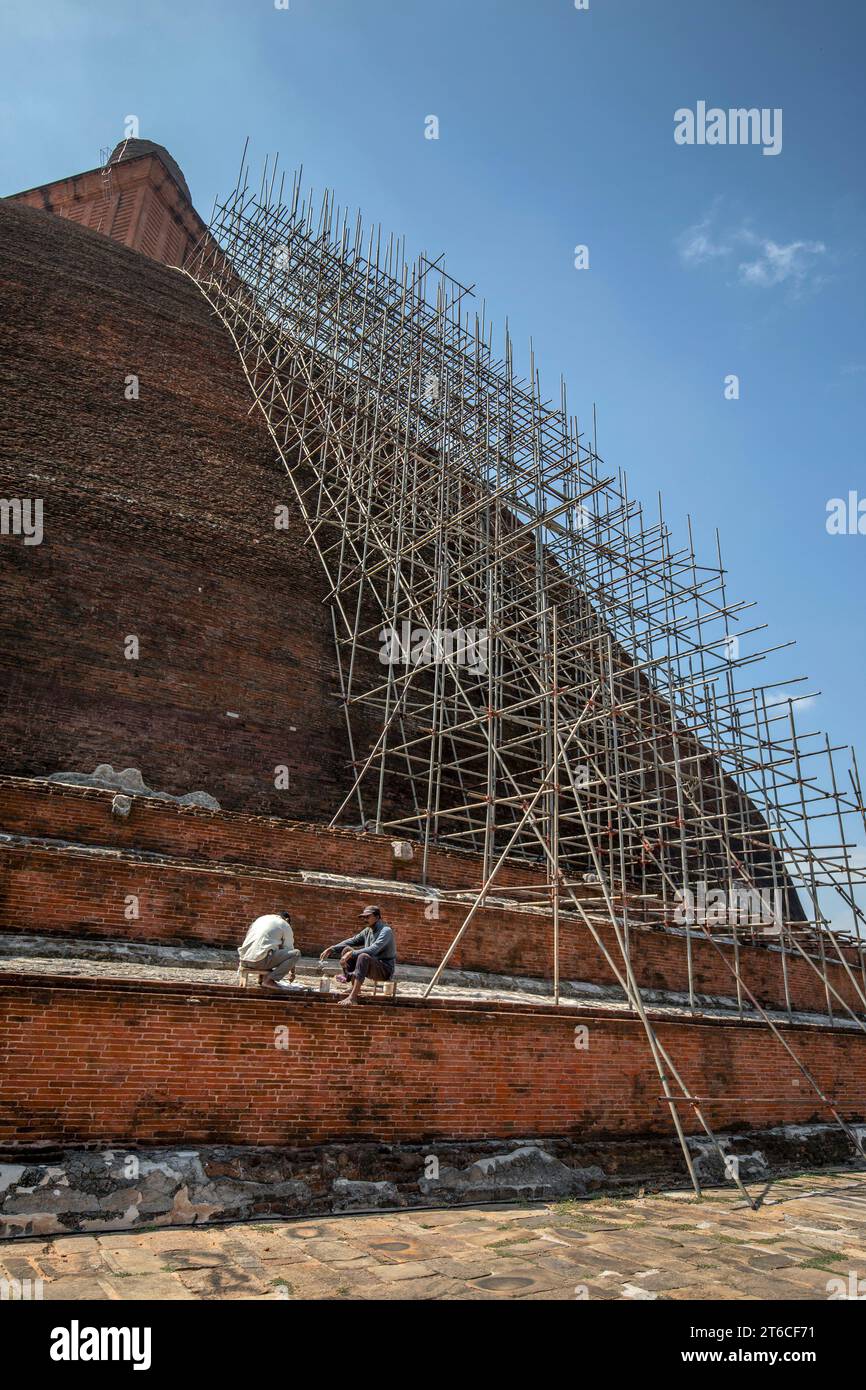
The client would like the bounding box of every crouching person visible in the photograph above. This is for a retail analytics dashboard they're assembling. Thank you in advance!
[319,904,396,1006]
[238,910,301,991]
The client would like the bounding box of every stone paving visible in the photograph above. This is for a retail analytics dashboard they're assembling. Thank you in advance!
[0,943,845,1028]
[3,1171,866,1301]
[0,946,582,1008]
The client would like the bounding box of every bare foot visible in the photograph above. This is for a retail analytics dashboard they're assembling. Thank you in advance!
[338,994,358,1006]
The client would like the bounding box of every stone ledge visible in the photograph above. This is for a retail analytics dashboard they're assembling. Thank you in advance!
[0,932,858,1031]
[0,963,861,1035]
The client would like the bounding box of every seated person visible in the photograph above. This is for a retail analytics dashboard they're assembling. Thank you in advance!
[238,910,300,990]
[319,904,396,1006]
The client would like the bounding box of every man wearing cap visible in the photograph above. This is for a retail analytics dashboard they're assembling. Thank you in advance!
[319,905,397,1006]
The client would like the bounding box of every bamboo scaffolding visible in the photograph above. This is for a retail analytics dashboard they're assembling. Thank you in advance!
[186,157,866,1201]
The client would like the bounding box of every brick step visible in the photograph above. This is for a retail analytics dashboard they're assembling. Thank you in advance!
[0,776,549,892]
[0,932,857,1032]
[2,827,863,1021]
[2,969,865,1153]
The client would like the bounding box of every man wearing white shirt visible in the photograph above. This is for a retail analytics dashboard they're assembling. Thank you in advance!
[237,910,300,989]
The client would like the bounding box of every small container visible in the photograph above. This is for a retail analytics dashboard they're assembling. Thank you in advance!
[319,973,331,994]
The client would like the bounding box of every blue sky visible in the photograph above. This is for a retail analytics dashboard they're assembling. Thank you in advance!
[2,0,865,837]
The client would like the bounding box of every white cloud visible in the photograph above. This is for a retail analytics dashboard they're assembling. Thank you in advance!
[677,214,731,265]
[737,234,826,290]
[677,208,828,295]
[765,690,816,712]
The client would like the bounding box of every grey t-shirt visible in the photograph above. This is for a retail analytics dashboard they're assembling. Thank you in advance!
[334,920,396,965]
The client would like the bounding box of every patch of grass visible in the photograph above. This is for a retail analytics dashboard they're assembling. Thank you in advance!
[799,1251,846,1273]
[579,1218,648,1232]
[581,1218,649,1234]
[271,1278,294,1295]
[486,1234,538,1250]
[555,1196,628,1214]
[552,1211,604,1228]
[581,1194,640,1207]
[555,1201,645,1229]
[694,1232,785,1250]
[336,1286,350,1297]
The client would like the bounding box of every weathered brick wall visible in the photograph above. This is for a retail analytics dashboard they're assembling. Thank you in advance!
[2,779,861,1017]
[0,776,546,891]
[0,200,384,819]
[1,974,863,1149]
[0,200,813,927]
[2,837,859,1015]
